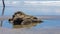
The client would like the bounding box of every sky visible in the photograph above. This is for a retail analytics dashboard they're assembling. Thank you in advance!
[0,1,60,15]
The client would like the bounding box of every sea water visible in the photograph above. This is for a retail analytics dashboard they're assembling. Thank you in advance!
[2,19,60,29]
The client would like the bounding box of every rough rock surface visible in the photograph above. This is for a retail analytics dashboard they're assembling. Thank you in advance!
[8,11,42,28]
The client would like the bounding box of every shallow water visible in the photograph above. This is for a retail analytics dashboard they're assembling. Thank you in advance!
[1,20,60,29]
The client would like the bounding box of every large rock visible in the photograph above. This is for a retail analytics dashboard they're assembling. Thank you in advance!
[8,11,42,28]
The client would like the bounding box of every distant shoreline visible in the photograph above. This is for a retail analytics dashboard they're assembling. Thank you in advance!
[0,15,60,20]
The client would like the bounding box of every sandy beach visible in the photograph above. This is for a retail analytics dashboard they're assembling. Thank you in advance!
[0,27,60,34]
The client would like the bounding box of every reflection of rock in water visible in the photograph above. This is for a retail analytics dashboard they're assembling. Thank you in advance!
[9,11,43,28]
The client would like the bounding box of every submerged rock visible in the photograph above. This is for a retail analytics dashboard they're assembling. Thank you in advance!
[9,11,43,28]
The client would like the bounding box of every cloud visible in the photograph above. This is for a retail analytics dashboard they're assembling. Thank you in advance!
[55,9,60,13]
[24,1,60,6]
[53,9,60,15]
[0,1,60,15]
[0,1,60,6]
[0,1,21,6]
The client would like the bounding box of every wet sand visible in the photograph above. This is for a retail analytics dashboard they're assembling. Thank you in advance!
[0,27,60,34]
